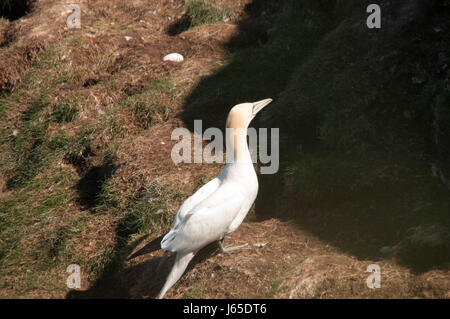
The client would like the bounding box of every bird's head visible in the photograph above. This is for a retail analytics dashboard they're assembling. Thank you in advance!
[226,98,273,129]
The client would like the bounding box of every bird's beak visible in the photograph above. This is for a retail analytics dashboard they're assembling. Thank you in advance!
[252,98,273,116]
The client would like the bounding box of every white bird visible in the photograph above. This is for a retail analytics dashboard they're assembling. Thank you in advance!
[127,98,273,299]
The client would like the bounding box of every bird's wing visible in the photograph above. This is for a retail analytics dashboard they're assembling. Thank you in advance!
[162,185,244,253]
[172,177,221,228]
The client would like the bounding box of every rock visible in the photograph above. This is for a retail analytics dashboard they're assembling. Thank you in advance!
[163,53,184,62]
[379,246,391,255]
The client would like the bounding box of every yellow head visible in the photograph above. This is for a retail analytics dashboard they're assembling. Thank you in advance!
[226,98,273,129]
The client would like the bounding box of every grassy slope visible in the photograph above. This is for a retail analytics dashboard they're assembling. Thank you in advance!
[0,0,449,298]
[0,34,183,298]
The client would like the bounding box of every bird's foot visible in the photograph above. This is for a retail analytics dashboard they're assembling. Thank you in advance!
[218,241,250,253]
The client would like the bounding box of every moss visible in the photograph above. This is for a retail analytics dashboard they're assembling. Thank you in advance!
[184,0,231,27]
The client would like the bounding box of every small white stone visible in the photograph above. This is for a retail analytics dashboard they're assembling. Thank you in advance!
[155,209,163,215]
[163,53,184,63]
[12,129,19,137]
[124,36,132,41]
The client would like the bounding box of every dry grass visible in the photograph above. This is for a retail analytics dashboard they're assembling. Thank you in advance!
[0,0,241,298]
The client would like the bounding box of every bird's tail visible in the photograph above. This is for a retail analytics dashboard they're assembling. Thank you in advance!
[127,234,165,261]
[157,252,195,299]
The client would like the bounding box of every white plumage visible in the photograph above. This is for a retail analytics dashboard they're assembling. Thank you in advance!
[128,98,273,299]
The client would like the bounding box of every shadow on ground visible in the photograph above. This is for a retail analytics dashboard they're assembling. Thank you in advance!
[67,237,219,298]
[178,0,450,274]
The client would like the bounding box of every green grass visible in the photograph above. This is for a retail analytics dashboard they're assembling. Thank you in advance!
[182,281,204,299]
[4,95,71,189]
[267,277,283,299]
[266,259,304,298]
[117,179,186,244]
[0,46,119,296]
[0,167,79,296]
[121,79,175,129]
[0,44,182,296]
[52,96,83,123]
[184,0,232,27]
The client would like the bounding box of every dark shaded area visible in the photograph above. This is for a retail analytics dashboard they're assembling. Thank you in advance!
[176,0,450,274]
[66,208,154,298]
[82,78,100,88]
[66,231,220,298]
[167,14,192,36]
[167,0,280,50]
[63,147,92,175]
[76,155,117,210]
[179,0,339,131]
[0,0,31,20]
[394,226,450,273]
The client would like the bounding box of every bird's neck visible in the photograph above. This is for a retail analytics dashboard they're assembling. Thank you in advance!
[226,127,252,165]
[222,126,258,188]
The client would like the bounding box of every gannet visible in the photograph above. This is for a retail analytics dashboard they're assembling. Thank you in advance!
[127,98,273,299]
